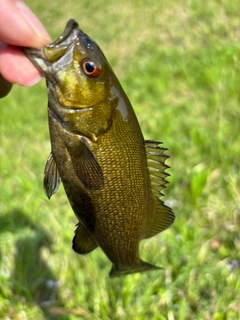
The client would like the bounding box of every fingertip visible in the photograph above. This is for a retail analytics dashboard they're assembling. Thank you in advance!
[15,1,51,48]
[23,75,42,87]
[0,45,43,86]
[0,1,51,48]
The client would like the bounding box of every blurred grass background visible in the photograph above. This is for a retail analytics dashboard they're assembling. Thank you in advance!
[1,0,240,319]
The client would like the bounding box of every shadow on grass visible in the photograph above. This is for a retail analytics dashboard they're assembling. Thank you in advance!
[0,209,70,319]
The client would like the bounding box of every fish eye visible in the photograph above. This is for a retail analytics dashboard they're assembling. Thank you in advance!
[81,58,101,77]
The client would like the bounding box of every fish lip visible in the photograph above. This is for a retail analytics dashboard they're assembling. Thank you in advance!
[24,19,81,61]
[48,19,80,47]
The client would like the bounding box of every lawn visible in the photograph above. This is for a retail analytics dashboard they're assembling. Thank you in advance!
[0,0,240,319]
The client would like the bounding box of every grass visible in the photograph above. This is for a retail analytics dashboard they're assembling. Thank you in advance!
[0,0,240,319]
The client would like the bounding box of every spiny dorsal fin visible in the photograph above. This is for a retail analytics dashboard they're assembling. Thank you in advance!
[43,152,61,199]
[145,140,175,239]
[72,221,98,254]
[67,137,104,191]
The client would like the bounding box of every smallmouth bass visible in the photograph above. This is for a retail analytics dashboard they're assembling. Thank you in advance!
[24,20,174,277]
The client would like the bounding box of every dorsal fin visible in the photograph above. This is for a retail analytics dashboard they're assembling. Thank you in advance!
[144,140,175,239]
[43,152,61,199]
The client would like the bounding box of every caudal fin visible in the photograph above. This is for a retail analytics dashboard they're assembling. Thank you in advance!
[109,260,163,278]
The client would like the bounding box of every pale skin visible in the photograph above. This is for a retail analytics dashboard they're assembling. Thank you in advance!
[0,0,50,94]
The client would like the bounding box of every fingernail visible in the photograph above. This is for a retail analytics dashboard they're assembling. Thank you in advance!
[15,1,51,45]
[23,76,43,87]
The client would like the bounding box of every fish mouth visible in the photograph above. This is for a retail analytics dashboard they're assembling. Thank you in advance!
[24,19,82,68]
[48,19,80,47]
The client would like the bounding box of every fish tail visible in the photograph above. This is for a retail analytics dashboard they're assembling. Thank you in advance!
[109,260,163,278]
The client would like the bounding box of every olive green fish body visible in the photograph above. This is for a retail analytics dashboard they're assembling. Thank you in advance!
[24,20,174,277]
[48,83,154,276]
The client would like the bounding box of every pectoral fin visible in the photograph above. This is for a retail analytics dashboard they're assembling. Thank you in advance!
[145,140,175,238]
[72,221,98,254]
[68,137,104,191]
[43,152,61,199]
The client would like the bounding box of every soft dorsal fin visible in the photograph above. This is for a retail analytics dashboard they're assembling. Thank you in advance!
[67,137,104,191]
[144,140,175,239]
[43,152,61,199]
[72,221,98,254]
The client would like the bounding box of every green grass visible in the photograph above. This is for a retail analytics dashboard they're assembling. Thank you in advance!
[1,0,240,319]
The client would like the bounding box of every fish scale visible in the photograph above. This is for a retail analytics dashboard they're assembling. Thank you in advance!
[24,19,174,277]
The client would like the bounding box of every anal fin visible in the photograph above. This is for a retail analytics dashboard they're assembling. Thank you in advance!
[72,221,98,254]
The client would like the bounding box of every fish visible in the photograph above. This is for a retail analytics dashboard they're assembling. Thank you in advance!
[24,19,175,277]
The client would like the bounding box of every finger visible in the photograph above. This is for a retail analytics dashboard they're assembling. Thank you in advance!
[0,0,51,48]
[0,43,42,86]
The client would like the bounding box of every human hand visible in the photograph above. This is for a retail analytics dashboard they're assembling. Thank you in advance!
[0,0,51,97]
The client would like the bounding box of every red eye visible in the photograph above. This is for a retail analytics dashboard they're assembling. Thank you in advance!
[81,58,101,77]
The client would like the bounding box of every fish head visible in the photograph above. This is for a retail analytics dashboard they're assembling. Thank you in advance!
[24,19,119,139]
